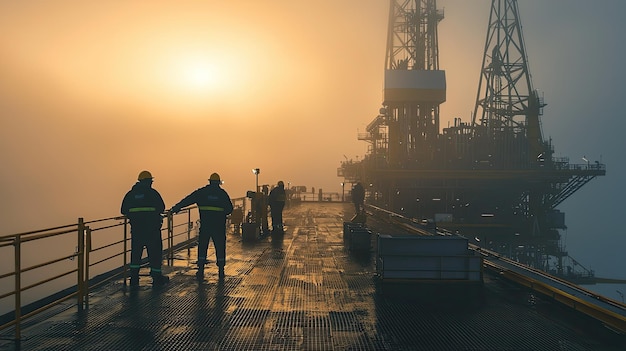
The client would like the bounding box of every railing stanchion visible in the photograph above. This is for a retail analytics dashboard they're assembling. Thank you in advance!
[186,210,192,255]
[14,235,21,341]
[84,227,91,306]
[123,217,128,287]
[167,212,174,265]
[0,216,132,336]
[77,218,85,310]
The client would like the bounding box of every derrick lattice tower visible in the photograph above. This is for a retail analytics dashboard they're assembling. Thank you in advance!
[472,0,546,168]
[382,0,445,168]
[340,0,605,277]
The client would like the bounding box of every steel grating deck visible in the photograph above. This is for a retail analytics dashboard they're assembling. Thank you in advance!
[1,203,624,350]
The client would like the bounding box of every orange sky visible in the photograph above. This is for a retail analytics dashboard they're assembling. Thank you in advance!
[1,0,476,231]
[1,0,623,281]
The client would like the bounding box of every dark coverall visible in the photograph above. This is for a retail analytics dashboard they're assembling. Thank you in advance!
[170,181,233,272]
[268,185,286,231]
[351,182,365,214]
[121,179,166,283]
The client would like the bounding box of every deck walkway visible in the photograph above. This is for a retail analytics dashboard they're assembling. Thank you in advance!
[1,202,623,350]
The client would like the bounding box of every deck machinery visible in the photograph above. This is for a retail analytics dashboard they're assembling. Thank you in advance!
[339,0,605,279]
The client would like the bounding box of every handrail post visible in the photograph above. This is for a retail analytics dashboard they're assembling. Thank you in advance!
[187,210,191,242]
[186,210,192,255]
[167,211,174,264]
[77,218,85,311]
[14,235,21,341]
[84,226,91,307]
[123,217,128,287]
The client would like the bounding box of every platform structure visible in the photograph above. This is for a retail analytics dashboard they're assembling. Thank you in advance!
[0,202,623,350]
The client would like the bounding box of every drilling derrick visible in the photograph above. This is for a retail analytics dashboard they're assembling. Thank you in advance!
[340,0,606,280]
[347,0,447,211]
[472,0,546,168]
[470,0,553,241]
[384,0,445,168]
[465,0,606,264]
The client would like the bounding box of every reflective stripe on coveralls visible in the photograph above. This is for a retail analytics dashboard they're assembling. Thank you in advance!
[128,207,157,212]
[198,206,224,211]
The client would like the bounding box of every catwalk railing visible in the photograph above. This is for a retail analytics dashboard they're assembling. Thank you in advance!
[0,197,247,341]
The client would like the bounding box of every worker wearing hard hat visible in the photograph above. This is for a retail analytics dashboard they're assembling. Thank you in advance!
[121,170,169,289]
[268,180,286,233]
[169,173,233,280]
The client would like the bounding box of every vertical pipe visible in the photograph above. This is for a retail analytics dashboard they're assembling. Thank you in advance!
[84,227,91,306]
[186,210,191,255]
[14,235,21,341]
[77,218,85,310]
[123,217,128,287]
[170,214,174,263]
[187,210,193,256]
[167,212,174,264]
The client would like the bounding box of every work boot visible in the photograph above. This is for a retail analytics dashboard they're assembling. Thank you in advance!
[152,274,169,286]
[218,267,225,279]
[129,278,139,291]
[129,268,140,290]
[196,268,205,281]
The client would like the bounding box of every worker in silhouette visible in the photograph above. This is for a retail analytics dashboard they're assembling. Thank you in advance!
[268,180,286,233]
[351,182,365,214]
[169,173,233,280]
[121,170,169,289]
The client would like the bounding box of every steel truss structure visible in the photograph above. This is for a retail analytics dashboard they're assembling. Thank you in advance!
[340,0,605,277]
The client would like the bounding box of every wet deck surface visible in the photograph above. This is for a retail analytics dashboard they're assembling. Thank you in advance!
[2,202,624,350]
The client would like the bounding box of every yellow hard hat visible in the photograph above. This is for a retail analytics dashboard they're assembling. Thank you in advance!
[137,170,153,180]
[209,173,221,182]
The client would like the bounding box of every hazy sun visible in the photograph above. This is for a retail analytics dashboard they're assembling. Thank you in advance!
[134,34,287,113]
[178,59,221,92]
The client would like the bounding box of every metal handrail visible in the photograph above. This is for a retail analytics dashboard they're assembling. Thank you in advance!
[0,209,199,341]
[0,195,250,341]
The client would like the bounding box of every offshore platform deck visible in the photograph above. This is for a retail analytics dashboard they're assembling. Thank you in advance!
[1,202,624,351]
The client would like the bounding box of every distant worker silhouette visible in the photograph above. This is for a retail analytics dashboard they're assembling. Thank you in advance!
[351,182,365,214]
[169,173,233,280]
[268,180,286,233]
[121,170,169,289]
